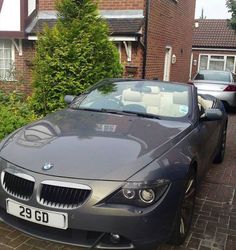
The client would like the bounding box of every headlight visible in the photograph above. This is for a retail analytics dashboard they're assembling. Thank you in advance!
[107,179,170,207]
[139,189,155,203]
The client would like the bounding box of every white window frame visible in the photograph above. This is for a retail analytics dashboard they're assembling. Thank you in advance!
[28,0,36,16]
[198,53,236,73]
[115,41,132,63]
[0,39,15,81]
[163,46,172,81]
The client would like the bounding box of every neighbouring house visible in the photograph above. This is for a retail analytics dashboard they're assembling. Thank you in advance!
[191,19,236,78]
[0,0,196,94]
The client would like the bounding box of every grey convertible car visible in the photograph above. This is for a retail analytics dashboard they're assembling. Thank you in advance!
[0,79,227,249]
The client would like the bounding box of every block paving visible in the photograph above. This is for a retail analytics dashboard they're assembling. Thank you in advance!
[0,113,235,250]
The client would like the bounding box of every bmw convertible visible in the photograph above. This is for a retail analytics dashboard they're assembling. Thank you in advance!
[0,79,227,249]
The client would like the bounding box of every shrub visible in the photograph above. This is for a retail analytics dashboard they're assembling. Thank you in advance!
[32,0,123,115]
[0,91,38,140]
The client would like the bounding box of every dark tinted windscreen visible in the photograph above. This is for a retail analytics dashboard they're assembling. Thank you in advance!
[195,71,230,82]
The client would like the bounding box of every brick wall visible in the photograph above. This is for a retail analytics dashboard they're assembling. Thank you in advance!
[0,40,35,94]
[37,0,145,11]
[0,0,196,94]
[38,0,56,10]
[98,0,144,10]
[118,42,143,78]
[98,0,145,78]
[145,0,196,83]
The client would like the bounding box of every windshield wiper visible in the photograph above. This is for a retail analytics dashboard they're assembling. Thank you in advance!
[100,108,136,116]
[101,109,161,120]
[75,107,161,119]
[74,107,104,113]
[123,111,161,120]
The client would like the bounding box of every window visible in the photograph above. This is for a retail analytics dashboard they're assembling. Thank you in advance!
[198,54,236,73]
[209,56,224,70]
[0,39,14,81]
[226,56,235,72]
[233,73,236,82]
[199,55,208,70]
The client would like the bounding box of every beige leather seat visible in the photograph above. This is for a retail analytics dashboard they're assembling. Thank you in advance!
[122,88,146,108]
[142,87,161,115]
[158,91,189,117]
[122,88,161,114]
[158,92,174,116]
[198,96,213,110]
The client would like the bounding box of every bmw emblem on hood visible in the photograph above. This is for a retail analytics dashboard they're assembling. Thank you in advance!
[42,163,54,171]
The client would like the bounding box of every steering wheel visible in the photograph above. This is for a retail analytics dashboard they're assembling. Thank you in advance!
[106,97,123,106]
[90,97,123,110]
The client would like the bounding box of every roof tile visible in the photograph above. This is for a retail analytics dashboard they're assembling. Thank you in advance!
[27,18,143,36]
[193,19,236,48]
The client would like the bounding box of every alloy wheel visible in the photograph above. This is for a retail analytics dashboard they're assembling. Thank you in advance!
[180,174,196,237]
[220,127,227,159]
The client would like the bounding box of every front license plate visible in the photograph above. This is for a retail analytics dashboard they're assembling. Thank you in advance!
[6,199,68,229]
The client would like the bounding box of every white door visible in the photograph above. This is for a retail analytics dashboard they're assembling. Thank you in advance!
[163,46,172,81]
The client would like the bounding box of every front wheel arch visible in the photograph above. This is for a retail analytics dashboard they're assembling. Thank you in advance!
[168,164,197,245]
[213,121,228,164]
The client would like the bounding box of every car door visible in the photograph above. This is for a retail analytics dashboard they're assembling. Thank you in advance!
[196,95,222,174]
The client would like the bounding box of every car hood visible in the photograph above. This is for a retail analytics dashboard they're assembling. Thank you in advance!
[0,109,192,181]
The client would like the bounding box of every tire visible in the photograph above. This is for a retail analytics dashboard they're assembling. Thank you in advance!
[221,101,230,112]
[213,123,227,164]
[169,168,197,245]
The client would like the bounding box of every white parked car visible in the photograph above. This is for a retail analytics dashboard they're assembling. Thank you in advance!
[193,70,236,108]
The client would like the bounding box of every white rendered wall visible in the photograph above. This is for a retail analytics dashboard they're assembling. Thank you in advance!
[0,0,21,31]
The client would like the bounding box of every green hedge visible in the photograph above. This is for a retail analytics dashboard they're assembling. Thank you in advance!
[32,0,123,115]
[0,91,38,140]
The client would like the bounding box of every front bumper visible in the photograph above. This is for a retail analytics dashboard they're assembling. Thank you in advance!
[0,160,185,249]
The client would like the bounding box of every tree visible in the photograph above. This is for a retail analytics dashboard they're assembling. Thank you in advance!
[226,0,236,30]
[32,0,123,115]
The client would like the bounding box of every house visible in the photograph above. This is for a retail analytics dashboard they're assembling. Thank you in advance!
[0,0,196,94]
[191,19,236,78]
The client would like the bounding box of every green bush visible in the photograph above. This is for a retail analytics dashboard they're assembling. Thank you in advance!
[0,91,38,140]
[32,0,123,115]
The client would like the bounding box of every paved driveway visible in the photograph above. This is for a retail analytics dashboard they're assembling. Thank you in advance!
[0,114,235,250]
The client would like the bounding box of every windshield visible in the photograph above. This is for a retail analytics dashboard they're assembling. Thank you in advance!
[195,71,231,82]
[71,81,191,118]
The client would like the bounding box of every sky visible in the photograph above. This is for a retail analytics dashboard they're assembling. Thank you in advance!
[195,0,231,19]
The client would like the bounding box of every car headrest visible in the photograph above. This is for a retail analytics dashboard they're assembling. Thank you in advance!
[150,86,161,94]
[122,89,143,102]
[131,86,152,93]
[173,91,188,105]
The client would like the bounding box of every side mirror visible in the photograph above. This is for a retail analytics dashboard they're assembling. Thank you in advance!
[202,109,223,121]
[64,95,76,104]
